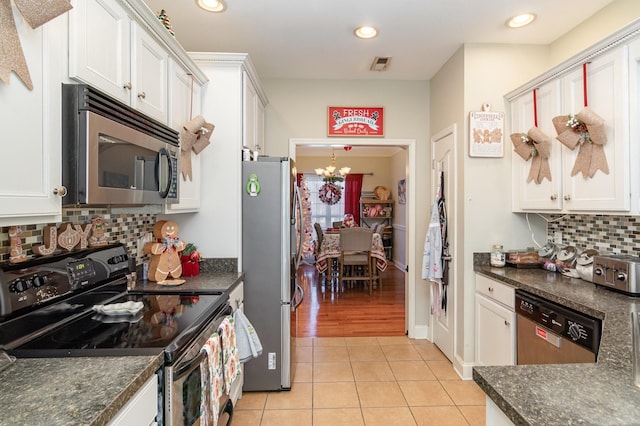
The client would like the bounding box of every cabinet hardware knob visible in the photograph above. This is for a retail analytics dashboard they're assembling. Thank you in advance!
[137,91,146,99]
[550,194,558,201]
[488,287,494,292]
[504,320,510,326]
[123,82,132,90]
[564,195,571,201]
[53,186,67,197]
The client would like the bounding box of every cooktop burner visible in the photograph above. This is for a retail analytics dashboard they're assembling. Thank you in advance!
[8,292,226,360]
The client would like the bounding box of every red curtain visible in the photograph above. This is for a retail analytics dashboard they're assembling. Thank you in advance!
[344,174,363,225]
[296,173,303,187]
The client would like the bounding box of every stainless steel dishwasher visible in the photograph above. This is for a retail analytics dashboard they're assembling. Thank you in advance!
[515,290,601,365]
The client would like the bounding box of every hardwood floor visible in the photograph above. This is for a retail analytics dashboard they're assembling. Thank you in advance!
[292,262,406,337]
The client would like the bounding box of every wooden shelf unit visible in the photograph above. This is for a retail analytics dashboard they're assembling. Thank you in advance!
[360,199,393,260]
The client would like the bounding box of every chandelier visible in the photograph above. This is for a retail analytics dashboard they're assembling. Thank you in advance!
[316,152,350,205]
[314,152,350,183]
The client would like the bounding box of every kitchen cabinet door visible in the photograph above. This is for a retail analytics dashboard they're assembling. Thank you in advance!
[243,71,266,154]
[70,0,169,124]
[628,39,640,214]
[131,23,168,123]
[511,80,563,212]
[68,0,131,105]
[0,8,64,225]
[164,59,203,213]
[560,47,630,212]
[475,293,515,366]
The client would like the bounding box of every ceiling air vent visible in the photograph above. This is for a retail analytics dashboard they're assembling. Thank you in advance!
[370,56,391,72]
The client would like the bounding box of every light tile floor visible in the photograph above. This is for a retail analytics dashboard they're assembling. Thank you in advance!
[234,336,486,425]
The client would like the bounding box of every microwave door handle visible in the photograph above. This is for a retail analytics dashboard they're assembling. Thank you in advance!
[157,148,172,198]
[173,349,207,382]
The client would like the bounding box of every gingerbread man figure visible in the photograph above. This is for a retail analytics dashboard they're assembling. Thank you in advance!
[144,220,187,283]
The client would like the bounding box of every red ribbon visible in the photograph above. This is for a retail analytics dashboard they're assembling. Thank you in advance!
[583,62,589,107]
[532,88,538,127]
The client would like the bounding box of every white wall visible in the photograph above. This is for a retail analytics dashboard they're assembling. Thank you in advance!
[262,79,431,330]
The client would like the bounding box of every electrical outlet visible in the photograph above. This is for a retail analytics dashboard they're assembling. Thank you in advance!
[553,231,563,245]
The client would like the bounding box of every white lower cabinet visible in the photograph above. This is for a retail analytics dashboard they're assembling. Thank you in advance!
[108,374,158,426]
[475,274,516,366]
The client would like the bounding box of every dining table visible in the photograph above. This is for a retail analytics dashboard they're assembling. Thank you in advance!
[315,231,388,274]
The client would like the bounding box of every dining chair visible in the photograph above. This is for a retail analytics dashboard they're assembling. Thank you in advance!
[313,223,324,257]
[339,227,375,295]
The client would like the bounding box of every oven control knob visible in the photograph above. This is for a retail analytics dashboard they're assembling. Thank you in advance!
[32,276,47,287]
[594,267,604,277]
[616,272,627,281]
[568,323,582,341]
[14,279,30,293]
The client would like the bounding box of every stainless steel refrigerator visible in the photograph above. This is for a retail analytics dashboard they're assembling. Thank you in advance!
[242,157,304,391]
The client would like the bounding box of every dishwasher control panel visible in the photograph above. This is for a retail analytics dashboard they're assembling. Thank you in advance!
[515,290,601,354]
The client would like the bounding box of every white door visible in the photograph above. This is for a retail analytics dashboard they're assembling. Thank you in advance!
[431,125,456,362]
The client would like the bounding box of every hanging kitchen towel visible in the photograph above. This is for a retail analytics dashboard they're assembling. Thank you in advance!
[219,315,240,394]
[422,184,444,316]
[201,334,223,426]
[422,195,443,282]
[234,309,263,363]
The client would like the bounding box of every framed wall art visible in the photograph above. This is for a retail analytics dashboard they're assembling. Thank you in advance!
[398,179,406,204]
[469,105,504,157]
[328,106,384,137]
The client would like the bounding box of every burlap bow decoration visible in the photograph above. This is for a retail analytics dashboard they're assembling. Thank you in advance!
[510,127,552,184]
[552,107,609,178]
[0,0,72,90]
[180,115,214,180]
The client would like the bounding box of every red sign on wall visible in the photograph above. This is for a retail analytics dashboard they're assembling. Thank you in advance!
[327,106,384,137]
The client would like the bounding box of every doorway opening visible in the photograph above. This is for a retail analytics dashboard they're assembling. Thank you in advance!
[290,138,417,338]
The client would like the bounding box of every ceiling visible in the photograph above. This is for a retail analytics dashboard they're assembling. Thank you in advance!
[143,0,614,82]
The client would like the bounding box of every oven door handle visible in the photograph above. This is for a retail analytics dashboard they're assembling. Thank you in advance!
[173,349,207,382]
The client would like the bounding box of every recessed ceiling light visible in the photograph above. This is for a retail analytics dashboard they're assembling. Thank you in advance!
[354,26,378,39]
[506,13,536,28]
[196,0,226,12]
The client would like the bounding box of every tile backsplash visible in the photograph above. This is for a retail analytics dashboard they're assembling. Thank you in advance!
[0,208,156,264]
[547,214,640,255]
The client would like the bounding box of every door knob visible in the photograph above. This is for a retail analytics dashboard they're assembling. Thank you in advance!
[53,186,67,197]
[137,92,146,99]
[123,82,132,90]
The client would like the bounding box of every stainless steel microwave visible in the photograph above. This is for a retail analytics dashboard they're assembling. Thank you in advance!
[62,84,179,206]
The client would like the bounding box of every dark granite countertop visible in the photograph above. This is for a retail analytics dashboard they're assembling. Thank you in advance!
[0,355,163,426]
[473,266,640,425]
[130,271,243,294]
[0,271,243,425]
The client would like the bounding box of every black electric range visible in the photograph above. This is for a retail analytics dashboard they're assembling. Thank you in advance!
[0,244,227,363]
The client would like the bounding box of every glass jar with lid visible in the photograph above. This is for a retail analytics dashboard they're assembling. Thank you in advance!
[490,244,506,267]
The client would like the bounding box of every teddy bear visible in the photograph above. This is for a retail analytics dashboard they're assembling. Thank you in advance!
[144,220,187,283]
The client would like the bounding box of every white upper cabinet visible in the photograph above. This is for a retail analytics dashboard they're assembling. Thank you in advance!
[69,0,169,123]
[243,71,266,154]
[0,7,65,226]
[511,80,563,211]
[560,47,629,212]
[68,0,131,105]
[627,39,640,214]
[510,43,633,214]
[131,24,168,121]
[164,59,203,213]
